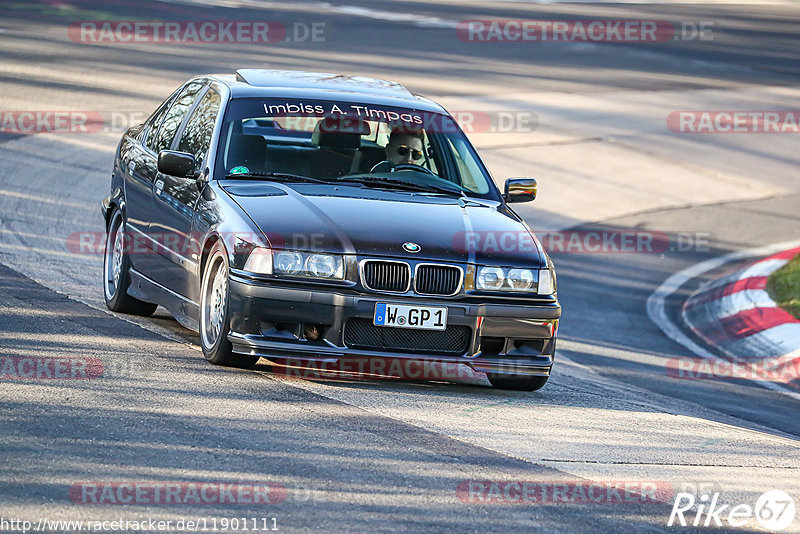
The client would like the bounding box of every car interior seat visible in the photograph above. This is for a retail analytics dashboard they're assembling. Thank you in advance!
[310,117,370,178]
[226,121,267,172]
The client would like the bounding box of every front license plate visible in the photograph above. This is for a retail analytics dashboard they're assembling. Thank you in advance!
[374,303,448,330]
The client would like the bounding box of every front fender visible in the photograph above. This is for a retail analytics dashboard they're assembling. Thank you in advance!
[193,182,271,280]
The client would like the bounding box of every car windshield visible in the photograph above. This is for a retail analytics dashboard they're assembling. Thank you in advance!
[215,98,498,199]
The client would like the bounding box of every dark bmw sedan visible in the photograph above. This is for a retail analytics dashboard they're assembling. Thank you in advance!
[102,69,560,391]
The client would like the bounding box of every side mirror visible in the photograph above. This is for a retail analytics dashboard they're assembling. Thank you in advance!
[504,178,537,203]
[158,150,196,178]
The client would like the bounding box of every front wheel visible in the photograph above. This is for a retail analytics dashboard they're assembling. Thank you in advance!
[199,242,259,368]
[103,208,157,316]
[487,374,549,391]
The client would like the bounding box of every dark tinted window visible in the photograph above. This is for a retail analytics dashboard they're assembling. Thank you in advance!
[214,98,497,199]
[143,101,171,152]
[141,86,182,150]
[152,82,204,154]
[177,89,221,171]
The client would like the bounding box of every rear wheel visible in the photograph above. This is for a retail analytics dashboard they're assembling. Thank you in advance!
[199,242,259,368]
[103,208,157,316]
[487,374,549,391]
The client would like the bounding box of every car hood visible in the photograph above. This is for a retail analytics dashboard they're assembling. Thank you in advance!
[221,182,545,268]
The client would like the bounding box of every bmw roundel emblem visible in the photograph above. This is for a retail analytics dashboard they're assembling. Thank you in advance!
[403,242,421,253]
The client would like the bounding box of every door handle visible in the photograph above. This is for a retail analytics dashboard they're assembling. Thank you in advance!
[154,179,164,195]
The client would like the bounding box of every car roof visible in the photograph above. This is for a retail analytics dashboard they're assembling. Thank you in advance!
[205,69,447,113]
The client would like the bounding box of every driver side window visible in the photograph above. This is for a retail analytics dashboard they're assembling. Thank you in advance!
[376,125,439,175]
[144,102,171,153]
[444,137,489,193]
[151,82,204,154]
[177,89,221,172]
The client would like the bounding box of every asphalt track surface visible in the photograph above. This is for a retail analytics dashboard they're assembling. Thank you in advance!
[1,1,800,532]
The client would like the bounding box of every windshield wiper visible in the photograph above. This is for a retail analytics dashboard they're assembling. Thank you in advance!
[225,172,468,197]
[338,176,464,197]
[225,171,327,184]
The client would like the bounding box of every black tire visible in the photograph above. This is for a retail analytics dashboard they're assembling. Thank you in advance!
[103,208,158,316]
[487,374,549,391]
[199,241,259,368]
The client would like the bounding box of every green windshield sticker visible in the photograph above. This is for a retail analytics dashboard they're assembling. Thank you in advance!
[230,166,249,175]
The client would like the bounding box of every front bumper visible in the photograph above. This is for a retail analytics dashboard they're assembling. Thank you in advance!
[227,274,561,378]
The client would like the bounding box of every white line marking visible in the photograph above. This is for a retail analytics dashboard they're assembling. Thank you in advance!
[330,5,458,28]
[646,239,800,401]
[739,258,789,279]
[725,324,800,361]
[716,289,777,319]
[0,188,92,211]
[694,270,742,294]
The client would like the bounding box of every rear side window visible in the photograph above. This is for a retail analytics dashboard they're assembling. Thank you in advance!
[141,86,182,150]
[144,103,170,152]
[177,89,221,172]
[146,106,169,152]
[151,82,204,154]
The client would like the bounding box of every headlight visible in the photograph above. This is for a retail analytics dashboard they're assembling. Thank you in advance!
[274,250,344,280]
[306,254,339,278]
[274,250,304,275]
[476,266,555,295]
[244,248,344,279]
[476,266,505,290]
[508,268,534,291]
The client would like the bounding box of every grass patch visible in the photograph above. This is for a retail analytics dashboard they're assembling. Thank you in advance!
[766,253,800,320]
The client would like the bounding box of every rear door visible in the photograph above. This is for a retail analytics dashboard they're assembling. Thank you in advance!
[122,95,174,272]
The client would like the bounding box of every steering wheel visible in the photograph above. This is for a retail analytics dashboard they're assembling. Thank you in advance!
[393,163,436,176]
